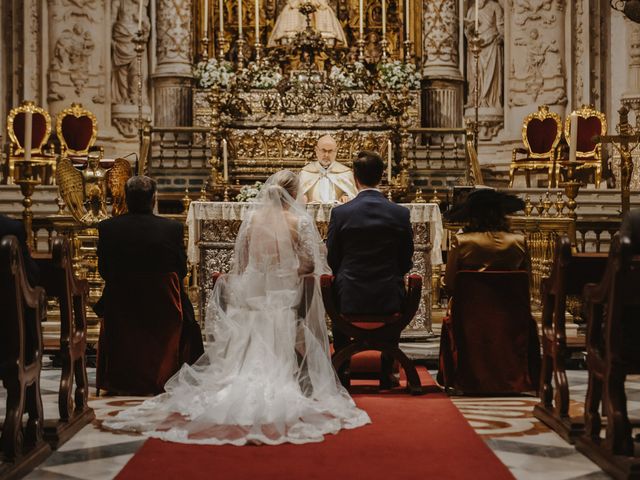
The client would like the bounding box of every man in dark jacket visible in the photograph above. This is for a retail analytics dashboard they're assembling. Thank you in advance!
[0,214,39,286]
[96,176,203,365]
[326,151,414,383]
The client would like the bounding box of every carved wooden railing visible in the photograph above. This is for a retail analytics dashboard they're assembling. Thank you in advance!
[575,219,621,253]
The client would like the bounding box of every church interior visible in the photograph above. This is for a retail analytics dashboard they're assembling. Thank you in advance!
[3,0,640,478]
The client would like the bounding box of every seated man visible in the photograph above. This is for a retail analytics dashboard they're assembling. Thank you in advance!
[326,151,414,381]
[299,135,357,204]
[621,208,640,252]
[0,214,39,286]
[96,176,204,365]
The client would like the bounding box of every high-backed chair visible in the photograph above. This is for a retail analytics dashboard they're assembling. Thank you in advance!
[96,272,186,396]
[534,236,607,443]
[5,101,56,184]
[56,103,98,161]
[0,235,51,478]
[320,274,423,395]
[576,235,640,478]
[438,271,540,395]
[34,236,94,448]
[559,104,607,188]
[509,105,563,188]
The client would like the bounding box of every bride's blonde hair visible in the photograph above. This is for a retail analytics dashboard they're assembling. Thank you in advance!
[270,170,299,200]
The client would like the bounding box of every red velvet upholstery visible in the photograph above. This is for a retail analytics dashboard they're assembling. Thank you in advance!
[13,112,48,152]
[576,116,602,153]
[526,117,559,156]
[438,271,541,395]
[96,272,185,396]
[60,115,94,152]
[320,274,423,395]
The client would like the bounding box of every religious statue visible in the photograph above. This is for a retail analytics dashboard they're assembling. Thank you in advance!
[111,0,150,105]
[56,153,132,225]
[299,135,358,203]
[464,0,503,111]
[267,0,347,48]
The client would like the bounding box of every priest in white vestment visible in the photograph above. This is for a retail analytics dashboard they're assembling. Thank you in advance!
[299,135,357,204]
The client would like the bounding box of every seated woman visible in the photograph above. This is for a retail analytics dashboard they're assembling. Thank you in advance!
[443,188,529,297]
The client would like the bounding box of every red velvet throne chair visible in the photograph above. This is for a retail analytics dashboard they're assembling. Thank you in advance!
[509,105,563,188]
[56,103,98,164]
[438,271,541,395]
[320,274,424,395]
[5,101,55,185]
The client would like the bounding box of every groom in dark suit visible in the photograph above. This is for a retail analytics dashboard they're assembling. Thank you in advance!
[326,151,414,380]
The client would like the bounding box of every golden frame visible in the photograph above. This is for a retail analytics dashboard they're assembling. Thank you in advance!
[509,105,563,189]
[7,100,52,156]
[56,102,98,156]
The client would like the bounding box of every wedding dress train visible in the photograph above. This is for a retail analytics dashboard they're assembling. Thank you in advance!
[103,175,370,445]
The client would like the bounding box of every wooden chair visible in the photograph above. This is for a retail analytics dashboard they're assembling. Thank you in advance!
[534,236,607,443]
[438,271,540,395]
[4,101,56,185]
[56,103,98,161]
[320,274,423,395]
[558,104,607,188]
[509,105,563,188]
[576,235,640,479]
[0,235,51,478]
[96,272,186,396]
[34,236,94,449]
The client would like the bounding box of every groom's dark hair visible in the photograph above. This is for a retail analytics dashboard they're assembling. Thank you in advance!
[353,150,384,187]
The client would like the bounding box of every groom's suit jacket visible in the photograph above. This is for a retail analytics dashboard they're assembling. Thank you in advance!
[327,189,414,315]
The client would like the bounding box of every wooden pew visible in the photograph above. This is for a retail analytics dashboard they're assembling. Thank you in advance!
[576,234,640,479]
[534,236,607,443]
[0,235,51,479]
[35,236,95,449]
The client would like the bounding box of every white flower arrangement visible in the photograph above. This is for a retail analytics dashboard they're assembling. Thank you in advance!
[329,61,368,89]
[193,58,236,89]
[235,181,264,202]
[377,60,421,90]
[247,62,284,89]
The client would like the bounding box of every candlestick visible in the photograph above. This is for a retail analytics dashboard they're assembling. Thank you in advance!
[238,0,243,36]
[138,0,144,32]
[24,111,33,163]
[387,140,393,184]
[569,113,578,164]
[404,0,410,41]
[254,0,259,41]
[382,0,386,37]
[474,0,478,32]
[359,0,364,38]
[219,0,224,34]
[222,139,229,182]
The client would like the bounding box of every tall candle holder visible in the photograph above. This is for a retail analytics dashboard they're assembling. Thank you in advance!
[13,160,46,249]
[200,36,210,60]
[133,30,147,149]
[380,37,389,60]
[236,37,246,70]
[357,38,365,62]
[403,39,413,63]
[468,30,481,155]
[218,35,228,60]
[558,160,582,245]
[254,41,264,62]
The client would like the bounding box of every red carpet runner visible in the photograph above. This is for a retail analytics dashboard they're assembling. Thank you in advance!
[116,368,513,479]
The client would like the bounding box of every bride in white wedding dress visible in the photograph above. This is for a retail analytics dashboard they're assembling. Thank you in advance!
[103,170,370,445]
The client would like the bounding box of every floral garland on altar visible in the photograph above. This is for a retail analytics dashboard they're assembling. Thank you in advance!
[193,58,236,89]
[235,181,264,202]
[377,60,421,90]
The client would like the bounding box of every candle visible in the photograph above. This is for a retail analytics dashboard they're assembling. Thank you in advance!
[24,110,33,163]
[204,0,208,36]
[474,0,478,32]
[238,0,243,36]
[387,140,392,184]
[404,0,410,41]
[138,0,144,32]
[569,113,578,163]
[219,0,224,34]
[255,0,259,41]
[359,0,364,38]
[222,139,229,181]
[382,0,386,38]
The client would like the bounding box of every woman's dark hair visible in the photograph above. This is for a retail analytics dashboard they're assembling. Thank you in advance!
[125,175,157,213]
[464,208,511,233]
[353,150,384,187]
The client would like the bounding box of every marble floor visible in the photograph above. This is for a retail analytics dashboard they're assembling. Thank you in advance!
[2,352,634,479]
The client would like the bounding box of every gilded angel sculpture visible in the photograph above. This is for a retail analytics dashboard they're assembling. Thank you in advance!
[56,154,132,225]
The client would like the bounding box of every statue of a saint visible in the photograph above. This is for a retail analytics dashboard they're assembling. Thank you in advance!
[464,0,503,111]
[267,0,347,48]
[299,135,357,204]
[111,0,150,105]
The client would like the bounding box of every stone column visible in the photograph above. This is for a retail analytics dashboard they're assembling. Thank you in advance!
[622,21,640,128]
[153,0,194,127]
[421,0,464,127]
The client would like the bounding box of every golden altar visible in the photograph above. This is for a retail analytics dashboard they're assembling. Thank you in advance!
[186,201,443,337]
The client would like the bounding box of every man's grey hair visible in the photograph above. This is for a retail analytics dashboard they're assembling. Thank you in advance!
[125,175,157,213]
